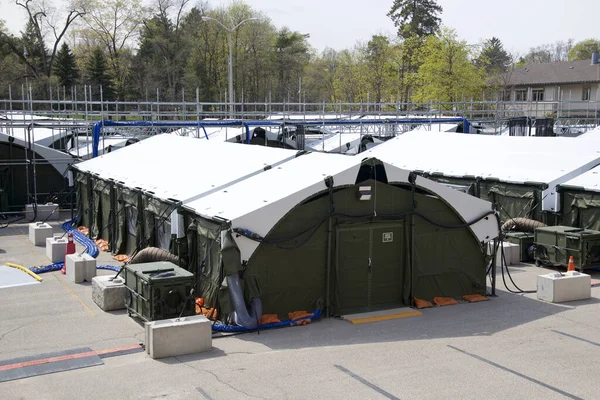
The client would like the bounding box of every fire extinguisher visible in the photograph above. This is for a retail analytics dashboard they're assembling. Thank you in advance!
[62,233,76,275]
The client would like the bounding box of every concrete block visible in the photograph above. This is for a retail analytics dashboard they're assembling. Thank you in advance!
[26,203,59,221]
[92,275,127,311]
[66,253,96,283]
[488,241,520,266]
[45,236,67,263]
[28,222,54,246]
[145,315,212,359]
[537,271,591,303]
[82,254,97,280]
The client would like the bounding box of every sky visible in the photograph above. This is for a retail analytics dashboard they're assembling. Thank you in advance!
[2,0,599,56]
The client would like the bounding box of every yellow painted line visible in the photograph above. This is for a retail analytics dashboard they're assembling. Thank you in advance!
[348,311,422,324]
[5,262,43,282]
[53,274,96,317]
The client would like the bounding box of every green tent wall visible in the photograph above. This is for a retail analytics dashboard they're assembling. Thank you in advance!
[184,176,489,320]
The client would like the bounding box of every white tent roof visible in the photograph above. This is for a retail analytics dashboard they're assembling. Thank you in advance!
[73,134,298,203]
[0,131,74,175]
[577,126,600,139]
[169,126,245,142]
[183,152,498,261]
[560,165,600,192]
[305,132,362,153]
[363,131,600,212]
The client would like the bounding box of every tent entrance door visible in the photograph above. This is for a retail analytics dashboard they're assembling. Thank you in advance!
[336,221,405,313]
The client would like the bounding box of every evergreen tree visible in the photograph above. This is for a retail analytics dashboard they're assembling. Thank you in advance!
[387,0,443,40]
[53,43,79,88]
[478,37,511,75]
[20,20,48,77]
[86,47,114,101]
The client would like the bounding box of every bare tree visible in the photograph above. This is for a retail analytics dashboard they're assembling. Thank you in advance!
[82,0,150,98]
[0,0,88,78]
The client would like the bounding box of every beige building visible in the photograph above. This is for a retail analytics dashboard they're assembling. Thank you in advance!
[499,52,600,117]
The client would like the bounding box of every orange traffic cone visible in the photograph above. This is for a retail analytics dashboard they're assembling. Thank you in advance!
[567,256,576,272]
[62,233,76,274]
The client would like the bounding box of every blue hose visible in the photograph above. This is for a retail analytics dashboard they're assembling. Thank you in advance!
[30,218,120,275]
[212,309,322,332]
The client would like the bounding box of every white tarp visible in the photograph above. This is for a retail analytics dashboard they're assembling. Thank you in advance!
[73,134,299,204]
[560,165,600,192]
[183,152,498,261]
[363,130,600,212]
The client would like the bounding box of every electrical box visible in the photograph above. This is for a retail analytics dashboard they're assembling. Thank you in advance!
[504,232,535,262]
[533,226,600,271]
[123,261,195,322]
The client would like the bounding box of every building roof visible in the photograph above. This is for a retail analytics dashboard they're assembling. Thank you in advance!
[506,60,600,86]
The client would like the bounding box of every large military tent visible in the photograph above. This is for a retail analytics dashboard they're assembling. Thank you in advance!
[0,131,74,212]
[71,135,300,255]
[363,131,600,225]
[558,165,600,230]
[180,152,499,322]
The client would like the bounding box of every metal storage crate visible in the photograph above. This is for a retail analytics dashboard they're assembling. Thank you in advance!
[533,226,600,271]
[123,261,195,322]
[504,232,535,262]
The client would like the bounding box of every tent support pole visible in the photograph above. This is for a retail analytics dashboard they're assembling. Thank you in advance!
[325,175,335,318]
[409,172,417,305]
[325,215,333,318]
[87,176,94,239]
[490,238,497,296]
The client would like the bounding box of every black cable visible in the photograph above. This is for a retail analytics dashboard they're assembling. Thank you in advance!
[0,215,26,229]
[236,208,493,251]
[492,214,536,294]
[414,210,495,230]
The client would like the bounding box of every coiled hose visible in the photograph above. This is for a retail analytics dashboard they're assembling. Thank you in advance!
[501,217,546,233]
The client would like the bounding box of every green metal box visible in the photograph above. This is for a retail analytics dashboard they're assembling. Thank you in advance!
[533,226,600,271]
[123,261,195,322]
[504,232,535,262]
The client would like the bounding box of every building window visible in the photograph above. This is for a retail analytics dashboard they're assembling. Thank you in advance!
[532,89,544,101]
[515,89,527,101]
[583,86,591,101]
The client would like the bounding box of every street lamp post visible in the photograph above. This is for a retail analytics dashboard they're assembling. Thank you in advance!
[202,16,258,118]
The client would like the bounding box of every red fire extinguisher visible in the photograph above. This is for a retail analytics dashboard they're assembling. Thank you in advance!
[62,233,76,275]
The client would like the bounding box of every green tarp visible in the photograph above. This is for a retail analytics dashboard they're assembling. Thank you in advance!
[141,194,174,251]
[115,186,142,255]
[188,179,487,319]
[75,172,89,229]
[92,179,113,244]
[424,174,545,224]
[186,217,223,309]
[561,191,600,230]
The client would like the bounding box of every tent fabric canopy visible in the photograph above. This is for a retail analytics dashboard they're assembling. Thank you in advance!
[560,165,600,230]
[72,135,300,254]
[362,131,600,218]
[73,134,500,322]
[182,153,498,319]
